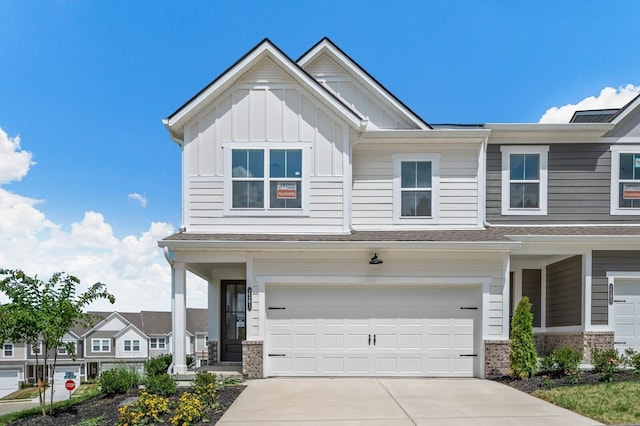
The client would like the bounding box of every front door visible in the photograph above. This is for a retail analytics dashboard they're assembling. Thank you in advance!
[221,280,246,362]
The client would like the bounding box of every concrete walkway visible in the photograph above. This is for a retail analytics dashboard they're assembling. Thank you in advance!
[218,378,601,425]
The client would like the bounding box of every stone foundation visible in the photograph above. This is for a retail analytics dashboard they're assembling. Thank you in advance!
[242,340,263,378]
[484,340,510,378]
[207,341,218,366]
[540,331,614,362]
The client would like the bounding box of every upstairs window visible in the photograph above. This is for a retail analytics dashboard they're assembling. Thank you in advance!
[150,337,166,350]
[92,338,110,353]
[501,146,548,215]
[393,154,440,224]
[124,339,140,352]
[3,343,13,358]
[227,147,306,215]
[611,146,640,215]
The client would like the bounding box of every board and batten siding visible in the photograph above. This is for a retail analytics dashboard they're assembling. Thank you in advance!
[251,251,506,338]
[352,143,480,229]
[304,53,416,130]
[592,251,640,325]
[181,57,350,233]
[546,255,582,327]
[486,143,640,223]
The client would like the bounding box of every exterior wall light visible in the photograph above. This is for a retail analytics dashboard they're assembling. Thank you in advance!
[369,253,383,265]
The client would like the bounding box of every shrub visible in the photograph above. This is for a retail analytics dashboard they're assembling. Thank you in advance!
[144,353,173,377]
[542,347,582,376]
[117,390,170,426]
[100,367,141,396]
[627,349,640,375]
[192,371,218,388]
[591,347,621,382]
[170,391,204,426]
[144,373,177,396]
[509,296,538,379]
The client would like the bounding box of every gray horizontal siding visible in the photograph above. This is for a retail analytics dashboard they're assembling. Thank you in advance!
[487,143,640,223]
[546,256,582,327]
[522,269,542,328]
[592,251,640,325]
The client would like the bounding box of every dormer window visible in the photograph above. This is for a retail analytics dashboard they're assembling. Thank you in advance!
[226,146,308,216]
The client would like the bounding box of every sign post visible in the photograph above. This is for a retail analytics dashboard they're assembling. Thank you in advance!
[65,379,76,399]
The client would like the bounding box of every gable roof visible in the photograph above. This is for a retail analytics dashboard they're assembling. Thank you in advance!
[609,92,640,125]
[114,322,148,339]
[163,38,367,143]
[297,37,431,130]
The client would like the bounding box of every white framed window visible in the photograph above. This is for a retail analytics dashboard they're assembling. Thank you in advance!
[57,342,74,356]
[30,342,43,356]
[224,145,310,216]
[124,339,140,352]
[91,338,110,353]
[392,153,440,224]
[501,146,548,215]
[610,146,640,215]
[3,343,13,358]
[150,338,166,350]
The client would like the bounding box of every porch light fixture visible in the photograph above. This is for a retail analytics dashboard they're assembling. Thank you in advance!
[369,253,383,265]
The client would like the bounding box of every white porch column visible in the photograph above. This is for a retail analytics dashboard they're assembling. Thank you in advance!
[172,262,187,374]
[208,279,220,358]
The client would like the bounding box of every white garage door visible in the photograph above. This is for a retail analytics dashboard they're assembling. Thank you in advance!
[614,280,640,353]
[53,366,81,394]
[0,371,19,398]
[266,285,479,377]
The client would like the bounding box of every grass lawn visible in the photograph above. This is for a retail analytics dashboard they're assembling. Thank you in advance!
[534,381,640,425]
[71,383,99,398]
[1,387,43,401]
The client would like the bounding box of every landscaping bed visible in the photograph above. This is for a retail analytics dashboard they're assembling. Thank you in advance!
[495,369,640,394]
[7,385,245,425]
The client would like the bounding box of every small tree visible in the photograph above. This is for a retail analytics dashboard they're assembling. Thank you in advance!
[509,296,537,379]
[0,269,115,415]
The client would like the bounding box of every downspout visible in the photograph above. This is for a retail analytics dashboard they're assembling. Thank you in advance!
[348,121,368,234]
[162,120,187,232]
[479,136,492,228]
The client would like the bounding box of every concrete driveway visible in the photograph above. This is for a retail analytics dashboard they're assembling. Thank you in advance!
[218,378,601,425]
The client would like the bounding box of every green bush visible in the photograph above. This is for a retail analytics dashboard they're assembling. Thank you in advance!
[100,367,140,396]
[192,372,219,408]
[144,373,177,396]
[543,347,582,376]
[144,353,172,377]
[626,349,640,375]
[509,296,538,379]
[192,371,217,388]
[591,347,621,382]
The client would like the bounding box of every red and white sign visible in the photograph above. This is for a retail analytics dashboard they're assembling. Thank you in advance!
[623,183,640,200]
[276,182,297,199]
[64,380,76,391]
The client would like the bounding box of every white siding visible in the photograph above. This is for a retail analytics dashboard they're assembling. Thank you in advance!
[115,329,148,359]
[304,53,415,130]
[93,316,128,332]
[352,143,480,229]
[182,57,349,233]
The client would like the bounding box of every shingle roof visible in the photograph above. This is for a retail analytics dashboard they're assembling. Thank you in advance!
[162,227,640,244]
[570,109,620,123]
[76,309,208,337]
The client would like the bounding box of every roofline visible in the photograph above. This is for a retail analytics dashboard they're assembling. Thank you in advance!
[610,92,640,124]
[297,37,432,130]
[159,239,519,252]
[363,129,490,141]
[163,38,366,143]
[81,311,130,338]
[114,323,148,339]
[503,234,640,245]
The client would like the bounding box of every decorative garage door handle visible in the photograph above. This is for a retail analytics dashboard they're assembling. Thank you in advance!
[614,342,627,345]
[460,307,478,310]
[267,307,286,310]
[614,300,626,303]
[268,353,286,357]
[368,334,377,345]
[460,354,478,357]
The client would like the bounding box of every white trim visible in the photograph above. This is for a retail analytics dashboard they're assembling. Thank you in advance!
[583,251,592,329]
[30,342,43,356]
[91,338,110,353]
[610,145,640,215]
[2,343,13,358]
[123,339,141,352]
[500,145,548,215]
[223,144,311,216]
[392,153,440,224]
[501,256,510,340]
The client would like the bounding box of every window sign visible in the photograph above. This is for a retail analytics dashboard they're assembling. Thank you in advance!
[276,182,297,199]
[623,183,640,200]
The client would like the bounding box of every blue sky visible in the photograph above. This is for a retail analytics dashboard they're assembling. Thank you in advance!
[1,1,639,310]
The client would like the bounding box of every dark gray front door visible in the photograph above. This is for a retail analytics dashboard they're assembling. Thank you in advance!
[221,280,246,362]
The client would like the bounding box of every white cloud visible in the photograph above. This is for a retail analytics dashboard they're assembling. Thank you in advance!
[0,128,34,184]
[128,192,147,208]
[539,84,640,123]
[0,128,207,312]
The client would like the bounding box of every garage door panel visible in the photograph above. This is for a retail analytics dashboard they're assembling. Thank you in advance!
[266,285,479,377]
[614,280,640,354]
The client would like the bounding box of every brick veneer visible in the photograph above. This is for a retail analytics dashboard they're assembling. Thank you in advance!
[207,341,218,365]
[484,340,510,378]
[242,340,263,378]
[541,331,614,362]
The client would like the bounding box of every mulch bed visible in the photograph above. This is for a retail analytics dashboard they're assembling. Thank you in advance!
[9,385,245,425]
[494,370,640,394]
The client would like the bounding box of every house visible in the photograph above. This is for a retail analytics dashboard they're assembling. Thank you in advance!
[159,37,640,379]
[0,308,207,396]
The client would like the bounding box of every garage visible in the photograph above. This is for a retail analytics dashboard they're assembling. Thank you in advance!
[53,366,81,395]
[265,285,480,377]
[613,280,640,353]
[0,370,19,398]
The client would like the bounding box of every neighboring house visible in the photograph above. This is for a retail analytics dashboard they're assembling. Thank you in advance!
[0,308,207,395]
[159,37,640,379]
